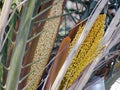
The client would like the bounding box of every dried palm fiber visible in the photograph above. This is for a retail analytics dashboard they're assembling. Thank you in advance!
[25,0,65,90]
[59,14,106,89]
[44,37,71,90]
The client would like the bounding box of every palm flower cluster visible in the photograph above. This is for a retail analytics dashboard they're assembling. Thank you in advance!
[59,14,106,89]
[26,0,65,90]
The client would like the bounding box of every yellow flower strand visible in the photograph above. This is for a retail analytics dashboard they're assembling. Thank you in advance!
[59,14,106,89]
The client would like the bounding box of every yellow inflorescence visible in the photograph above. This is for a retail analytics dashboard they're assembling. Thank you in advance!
[59,14,106,89]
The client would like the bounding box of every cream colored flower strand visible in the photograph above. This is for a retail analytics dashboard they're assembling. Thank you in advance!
[25,0,65,90]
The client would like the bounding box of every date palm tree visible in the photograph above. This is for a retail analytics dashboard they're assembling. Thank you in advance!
[0,0,120,90]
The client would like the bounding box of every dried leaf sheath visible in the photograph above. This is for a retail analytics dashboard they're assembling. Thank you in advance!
[26,0,65,90]
[44,37,71,90]
[59,14,106,89]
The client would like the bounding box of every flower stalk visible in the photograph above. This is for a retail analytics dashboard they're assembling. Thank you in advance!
[5,1,36,90]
